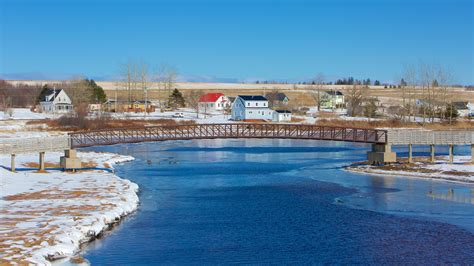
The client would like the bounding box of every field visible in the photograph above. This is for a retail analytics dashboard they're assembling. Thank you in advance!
[7,80,474,108]
[95,82,474,108]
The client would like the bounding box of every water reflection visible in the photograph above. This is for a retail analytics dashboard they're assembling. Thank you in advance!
[428,188,474,205]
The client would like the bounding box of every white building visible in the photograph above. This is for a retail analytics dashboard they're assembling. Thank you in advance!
[39,89,73,113]
[272,110,292,122]
[198,93,231,113]
[320,90,345,109]
[231,95,273,121]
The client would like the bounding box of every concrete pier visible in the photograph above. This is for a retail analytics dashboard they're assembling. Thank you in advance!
[408,144,413,163]
[11,154,16,172]
[430,145,435,163]
[60,149,82,171]
[449,144,454,164]
[367,144,397,165]
[39,152,45,171]
[472,144,474,163]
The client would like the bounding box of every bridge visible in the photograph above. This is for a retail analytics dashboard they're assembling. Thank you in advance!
[1,123,473,171]
[68,123,388,148]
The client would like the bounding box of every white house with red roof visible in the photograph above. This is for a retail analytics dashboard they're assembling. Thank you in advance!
[198,93,231,113]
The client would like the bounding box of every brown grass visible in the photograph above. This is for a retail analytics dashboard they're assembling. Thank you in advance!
[4,189,93,201]
[290,117,305,122]
[23,162,59,168]
[314,118,474,130]
[26,117,196,131]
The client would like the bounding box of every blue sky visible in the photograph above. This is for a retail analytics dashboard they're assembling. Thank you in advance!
[0,0,473,84]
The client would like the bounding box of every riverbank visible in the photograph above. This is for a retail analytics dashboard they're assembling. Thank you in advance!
[0,151,139,265]
[346,156,474,183]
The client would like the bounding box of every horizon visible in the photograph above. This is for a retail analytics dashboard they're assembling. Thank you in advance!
[1,0,473,84]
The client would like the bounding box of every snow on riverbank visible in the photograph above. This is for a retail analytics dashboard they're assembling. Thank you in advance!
[346,156,474,183]
[0,152,138,265]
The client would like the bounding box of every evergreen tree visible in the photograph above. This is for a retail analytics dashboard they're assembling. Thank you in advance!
[168,88,186,109]
[86,79,107,103]
[374,80,381,86]
[363,98,378,118]
[444,103,458,120]
[400,78,407,86]
[36,84,51,104]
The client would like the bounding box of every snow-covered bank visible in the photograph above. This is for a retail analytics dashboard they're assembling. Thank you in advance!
[0,152,138,265]
[346,156,474,183]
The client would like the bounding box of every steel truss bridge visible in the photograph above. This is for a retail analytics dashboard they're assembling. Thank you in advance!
[68,123,388,148]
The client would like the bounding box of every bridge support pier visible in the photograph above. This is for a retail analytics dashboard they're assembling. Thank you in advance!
[60,149,82,171]
[39,152,45,171]
[11,154,16,172]
[471,144,474,163]
[430,145,435,163]
[367,144,397,165]
[408,144,413,164]
[449,144,454,164]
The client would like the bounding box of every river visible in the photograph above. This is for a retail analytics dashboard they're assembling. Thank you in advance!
[82,139,474,264]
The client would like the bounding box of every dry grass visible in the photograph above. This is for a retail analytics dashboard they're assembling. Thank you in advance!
[1,179,127,264]
[26,117,196,131]
[314,118,474,130]
[22,161,97,169]
[4,189,93,201]
[101,85,474,108]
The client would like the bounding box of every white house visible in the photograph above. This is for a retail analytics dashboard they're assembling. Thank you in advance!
[198,93,231,113]
[272,110,292,122]
[320,90,345,109]
[231,95,273,121]
[39,89,73,113]
[453,102,474,117]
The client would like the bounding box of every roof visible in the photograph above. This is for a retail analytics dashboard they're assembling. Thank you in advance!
[199,93,224,102]
[453,101,469,110]
[134,100,153,104]
[43,89,62,101]
[275,110,292,113]
[238,95,268,101]
[324,90,343,96]
[265,92,288,102]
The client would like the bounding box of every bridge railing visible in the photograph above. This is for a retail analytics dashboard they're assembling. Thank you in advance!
[387,129,474,145]
[69,123,388,148]
[0,136,70,154]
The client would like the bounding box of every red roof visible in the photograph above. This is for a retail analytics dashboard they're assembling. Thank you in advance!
[199,93,225,102]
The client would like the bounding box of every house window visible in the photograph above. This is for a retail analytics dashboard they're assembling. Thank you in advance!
[247,103,250,106]
[256,102,258,106]
[263,103,266,106]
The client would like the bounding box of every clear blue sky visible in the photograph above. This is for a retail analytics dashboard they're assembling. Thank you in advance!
[0,0,473,84]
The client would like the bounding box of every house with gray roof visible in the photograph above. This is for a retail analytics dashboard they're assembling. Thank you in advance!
[231,95,273,121]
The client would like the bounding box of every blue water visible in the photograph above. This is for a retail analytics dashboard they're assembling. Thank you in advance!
[83,139,474,264]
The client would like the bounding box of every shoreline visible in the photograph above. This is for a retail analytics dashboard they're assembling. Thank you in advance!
[345,156,474,184]
[0,152,139,265]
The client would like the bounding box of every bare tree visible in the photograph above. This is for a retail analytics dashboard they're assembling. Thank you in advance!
[346,84,364,117]
[157,64,178,99]
[402,64,418,122]
[314,73,325,111]
[404,62,454,124]
[187,90,204,118]
[138,61,149,115]
[118,61,140,108]
[64,77,93,107]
